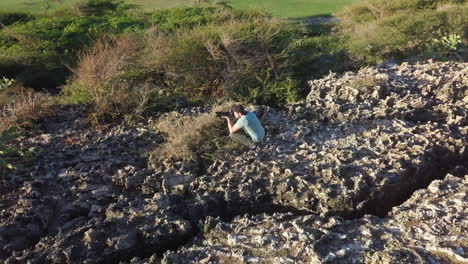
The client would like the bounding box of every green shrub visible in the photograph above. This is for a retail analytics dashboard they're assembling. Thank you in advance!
[147,7,226,32]
[142,17,306,107]
[0,126,23,175]
[0,12,35,26]
[74,0,138,16]
[0,0,151,92]
[285,35,355,91]
[2,4,356,114]
[431,33,463,51]
[0,77,15,90]
[60,82,93,104]
[248,74,299,106]
[336,0,467,63]
[0,126,42,178]
[2,15,146,56]
[144,6,270,33]
[64,12,305,119]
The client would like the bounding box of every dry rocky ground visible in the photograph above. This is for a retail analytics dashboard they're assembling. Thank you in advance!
[0,60,466,263]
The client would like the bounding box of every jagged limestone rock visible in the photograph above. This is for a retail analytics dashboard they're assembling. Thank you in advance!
[162,175,467,263]
[1,60,466,263]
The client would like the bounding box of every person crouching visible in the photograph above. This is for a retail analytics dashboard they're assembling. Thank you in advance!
[222,104,265,147]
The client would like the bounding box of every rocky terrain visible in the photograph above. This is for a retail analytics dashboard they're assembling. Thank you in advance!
[163,174,467,263]
[0,60,466,263]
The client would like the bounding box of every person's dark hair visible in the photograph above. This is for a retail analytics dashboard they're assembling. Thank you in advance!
[232,104,247,115]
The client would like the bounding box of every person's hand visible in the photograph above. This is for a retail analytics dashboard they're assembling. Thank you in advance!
[222,116,230,121]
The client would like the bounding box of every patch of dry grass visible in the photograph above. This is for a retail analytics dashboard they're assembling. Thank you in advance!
[348,74,385,91]
[0,85,53,131]
[152,102,235,161]
[73,34,140,97]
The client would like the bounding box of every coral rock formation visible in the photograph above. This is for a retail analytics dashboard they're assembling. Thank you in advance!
[1,60,466,263]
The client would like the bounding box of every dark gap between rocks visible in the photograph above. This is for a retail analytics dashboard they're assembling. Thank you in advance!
[355,146,467,219]
[94,197,314,262]
[222,202,313,223]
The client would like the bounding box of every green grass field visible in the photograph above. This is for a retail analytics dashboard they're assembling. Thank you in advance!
[230,0,357,18]
[0,0,357,18]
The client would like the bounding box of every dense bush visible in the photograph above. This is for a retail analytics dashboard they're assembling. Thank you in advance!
[336,0,467,63]
[63,19,282,115]
[64,34,154,123]
[0,2,353,122]
[0,12,35,26]
[0,1,353,120]
[142,18,302,104]
[0,0,152,91]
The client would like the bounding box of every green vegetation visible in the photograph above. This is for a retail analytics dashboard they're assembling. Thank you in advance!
[0,0,465,159]
[0,77,15,90]
[0,0,149,91]
[0,0,357,18]
[0,126,38,178]
[430,33,463,52]
[230,0,357,18]
[0,0,186,13]
[0,2,241,91]
[0,12,35,26]
[0,126,23,175]
[0,125,42,178]
[61,6,351,122]
[336,0,467,63]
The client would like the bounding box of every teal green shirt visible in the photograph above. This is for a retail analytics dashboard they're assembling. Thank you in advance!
[233,111,265,142]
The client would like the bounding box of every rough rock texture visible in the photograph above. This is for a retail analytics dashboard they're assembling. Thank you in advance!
[0,106,194,263]
[389,174,468,263]
[1,60,466,263]
[188,60,466,218]
[304,60,467,125]
[163,174,467,264]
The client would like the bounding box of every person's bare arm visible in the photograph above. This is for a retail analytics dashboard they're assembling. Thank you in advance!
[223,116,241,134]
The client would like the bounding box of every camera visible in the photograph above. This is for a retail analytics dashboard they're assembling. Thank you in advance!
[215,111,233,117]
